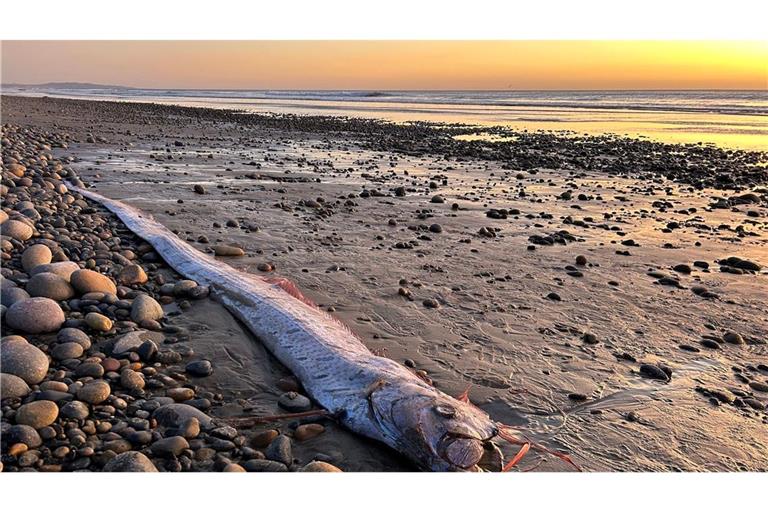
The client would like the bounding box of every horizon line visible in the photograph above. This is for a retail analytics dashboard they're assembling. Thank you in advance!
[2,82,765,93]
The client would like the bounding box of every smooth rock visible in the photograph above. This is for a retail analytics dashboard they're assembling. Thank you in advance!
[118,264,148,285]
[294,423,325,441]
[26,272,75,301]
[131,294,164,324]
[57,328,91,349]
[2,219,34,241]
[5,424,42,448]
[85,312,113,332]
[213,245,245,257]
[70,269,117,295]
[1,287,30,308]
[300,461,343,472]
[151,435,189,457]
[0,372,31,399]
[30,261,80,281]
[264,434,292,465]
[112,330,147,355]
[120,369,145,391]
[76,380,111,404]
[103,451,158,472]
[278,391,312,412]
[5,297,65,333]
[21,244,52,272]
[0,336,49,384]
[59,400,90,420]
[16,400,59,429]
[51,342,84,360]
[242,459,288,472]
[152,403,213,430]
[185,360,213,377]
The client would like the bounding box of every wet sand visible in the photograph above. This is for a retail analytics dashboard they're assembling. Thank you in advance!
[3,95,767,471]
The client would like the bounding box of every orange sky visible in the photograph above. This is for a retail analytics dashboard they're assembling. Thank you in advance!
[1,41,766,90]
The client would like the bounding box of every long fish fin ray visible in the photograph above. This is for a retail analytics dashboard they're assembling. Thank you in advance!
[264,277,318,308]
[265,276,367,344]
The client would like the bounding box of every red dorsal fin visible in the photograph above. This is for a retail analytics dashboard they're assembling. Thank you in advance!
[264,277,317,308]
[263,276,375,352]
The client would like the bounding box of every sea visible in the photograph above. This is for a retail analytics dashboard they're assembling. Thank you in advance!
[4,85,766,150]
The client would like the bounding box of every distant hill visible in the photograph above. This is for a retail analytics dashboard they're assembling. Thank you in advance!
[2,82,133,89]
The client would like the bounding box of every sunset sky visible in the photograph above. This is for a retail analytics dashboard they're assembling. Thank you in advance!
[2,41,766,90]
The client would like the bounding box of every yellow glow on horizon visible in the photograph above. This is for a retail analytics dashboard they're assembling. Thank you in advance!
[1,40,766,90]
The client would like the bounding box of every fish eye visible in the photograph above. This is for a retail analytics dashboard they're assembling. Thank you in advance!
[434,404,456,418]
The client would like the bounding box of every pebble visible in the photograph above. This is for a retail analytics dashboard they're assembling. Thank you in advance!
[278,391,312,412]
[118,264,148,285]
[639,364,670,381]
[120,368,146,391]
[251,429,279,448]
[70,269,118,295]
[103,451,158,472]
[60,401,90,420]
[21,244,52,272]
[2,219,34,241]
[51,342,84,360]
[242,459,288,472]
[0,336,49,384]
[300,461,343,472]
[749,381,768,393]
[213,245,245,257]
[152,403,213,430]
[1,287,30,308]
[5,297,65,333]
[76,380,112,404]
[151,435,189,457]
[0,372,31,398]
[111,331,146,355]
[264,435,293,465]
[57,328,91,348]
[101,358,121,372]
[723,332,745,345]
[422,298,440,309]
[30,261,80,280]
[167,387,195,401]
[85,312,113,332]
[5,424,42,448]
[743,398,766,410]
[131,294,164,324]
[8,443,29,457]
[16,400,59,429]
[294,423,325,441]
[169,417,201,439]
[26,272,75,301]
[185,359,213,377]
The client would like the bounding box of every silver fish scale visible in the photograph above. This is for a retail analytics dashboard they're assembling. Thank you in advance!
[69,183,438,448]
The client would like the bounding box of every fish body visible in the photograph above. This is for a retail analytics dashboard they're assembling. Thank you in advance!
[70,184,498,471]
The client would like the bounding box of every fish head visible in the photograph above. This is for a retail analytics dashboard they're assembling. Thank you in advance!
[371,382,499,471]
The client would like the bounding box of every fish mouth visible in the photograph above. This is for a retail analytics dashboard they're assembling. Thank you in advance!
[438,430,498,470]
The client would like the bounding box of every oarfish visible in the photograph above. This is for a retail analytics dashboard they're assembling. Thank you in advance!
[69,183,577,472]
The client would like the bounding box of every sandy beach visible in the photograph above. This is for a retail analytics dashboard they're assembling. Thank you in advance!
[2,94,767,472]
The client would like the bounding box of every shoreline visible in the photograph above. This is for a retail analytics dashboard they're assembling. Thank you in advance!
[2,95,767,472]
[4,88,767,151]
